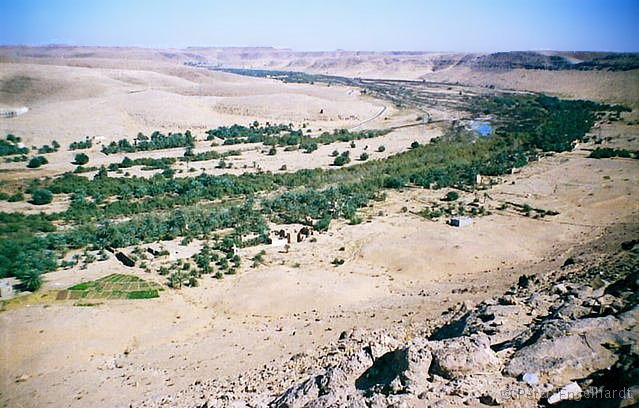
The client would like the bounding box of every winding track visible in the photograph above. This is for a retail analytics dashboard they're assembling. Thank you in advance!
[348,104,387,131]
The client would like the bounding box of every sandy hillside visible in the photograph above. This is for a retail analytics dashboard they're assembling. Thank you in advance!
[421,67,639,107]
[0,62,382,147]
[3,47,637,107]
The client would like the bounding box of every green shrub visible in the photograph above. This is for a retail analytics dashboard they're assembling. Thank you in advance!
[384,176,406,189]
[8,192,24,202]
[37,144,57,154]
[0,138,29,156]
[331,258,345,266]
[6,134,21,143]
[74,153,89,165]
[27,156,48,168]
[333,151,350,166]
[359,152,369,161]
[69,139,93,150]
[442,191,459,201]
[302,142,318,153]
[101,131,195,154]
[588,147,632,159]
[31,189,53,205]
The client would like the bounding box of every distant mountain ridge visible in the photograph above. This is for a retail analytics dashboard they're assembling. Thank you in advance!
[1,46,638,72]
[468,51,639,71]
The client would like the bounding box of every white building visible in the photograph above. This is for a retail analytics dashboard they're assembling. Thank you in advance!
[450,216,473,227]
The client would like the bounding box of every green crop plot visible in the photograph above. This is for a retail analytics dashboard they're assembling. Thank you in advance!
[61,274,162,301]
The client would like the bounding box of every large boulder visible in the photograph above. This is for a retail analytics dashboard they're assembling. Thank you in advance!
[430,302,535,346]
[505,334,616,385]
[429,335,501,380]
[355,337,432,395]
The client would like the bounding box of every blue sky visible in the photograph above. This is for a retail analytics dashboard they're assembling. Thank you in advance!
[1,0,638,51]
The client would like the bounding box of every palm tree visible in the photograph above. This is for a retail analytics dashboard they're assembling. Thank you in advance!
[17,269,43,292]
[168,272,183,289]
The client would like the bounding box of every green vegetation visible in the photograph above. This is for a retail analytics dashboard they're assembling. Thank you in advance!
[360,152,369,161]
[37,141,59,154]
[0,212,55,236]
[31,188,53,205]
[6,134,21,143]
[0,93,621,289]
[333,151,350,166]
[74,153,89,165]
[301,141,318,153]
[210,68,352,86]
[159,243,241,287]
[4,154,28,163]
[101,130,195,154]
[588,147,634,159]
[27,156,48,168]
[8,192,24,202]
[16,269,43,292]
[504,201,560,218]
[69,139,93,150]
[0,134,29,156]
[206,122,292,142]
[442,191,459,202]
[468,94,628,152]
[63,274,162,300]
[107,156,176,172]
[73,165,98,174]
[418,199,489,220]
[206,122,389,149]
[0,211,58,279]
[181,148,240,163]
[127,289,160,299]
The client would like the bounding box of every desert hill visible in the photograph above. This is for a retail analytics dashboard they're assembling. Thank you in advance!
[2,46,638,107]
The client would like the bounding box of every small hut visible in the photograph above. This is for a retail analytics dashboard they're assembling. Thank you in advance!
[450,216,473,228]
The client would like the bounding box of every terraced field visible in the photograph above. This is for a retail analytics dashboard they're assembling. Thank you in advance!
[59,274,162,300]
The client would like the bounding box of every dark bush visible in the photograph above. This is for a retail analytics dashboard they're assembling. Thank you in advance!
[333,152,350,166]
[74,153,89,165]
[31,189,53,205]
[442,191,459,201]
[27,156,48,168]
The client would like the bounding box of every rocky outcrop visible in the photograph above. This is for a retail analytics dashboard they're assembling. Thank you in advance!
[139,241,639,407]
[429,334,500,380]
[355,337,432,395]
[264,248,638,407]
